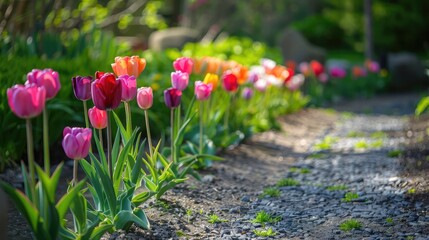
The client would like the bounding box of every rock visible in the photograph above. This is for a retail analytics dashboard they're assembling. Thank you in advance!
[278,28,326,64]
[148,27,199,51]
[202,174,215,183]
[387,52,428,90]
[241,195,251,202]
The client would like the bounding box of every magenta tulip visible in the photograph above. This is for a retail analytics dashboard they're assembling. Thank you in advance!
[194,81,213,101]
[26,69,60,100]
[222,71,239,92]
[137,87,153,110]
[62,127,92,160]
[91,72,122,110]
[171,71,189,91]
[118,75,137,102]
[72,76,92,101]
[330,67,347,78]
[7,84,46,119]
[173,57,193,75]
[88,107,107,129]
[164,88,182,109]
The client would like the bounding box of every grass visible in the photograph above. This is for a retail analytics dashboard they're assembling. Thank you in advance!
[341,112,355,120]
[251,210,282,226]
[342,192,359,202]
[354,140,369,149]
[371,131,387,139]
[260,187,281,198]
[314,136,338,150]
[407,188,416,194]
[186,209,192,222]
[347,131,366,138]
[339,219,362,231]
[253,227,277,237]
[370,139,384,148]
[388,150,402,158]
[326,185,348,191]
[207,214,228,224]
[176,230,186,237]
[289,167,311,174]
[277,178,300,187]
[385,217,394,224]
[308,153,328,159]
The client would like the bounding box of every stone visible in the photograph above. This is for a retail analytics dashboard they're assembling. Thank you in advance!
[387,52,429,90]
[278,28,326,64]
[148,27,199,51]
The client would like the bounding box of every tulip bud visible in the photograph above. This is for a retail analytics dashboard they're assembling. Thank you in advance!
[62,127,92,160]
[137,87,153,110]
[164,88,182,109]
[88,107,107,129]
[7,84,46,119]
[72,76,92,101]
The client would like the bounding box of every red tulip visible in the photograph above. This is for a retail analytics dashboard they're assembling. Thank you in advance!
[310,60,324,77]
[222,71,239,92]
[72,76,92,101]
[62,127,92,160]
[26,69,60,100]
[173,57,194,75]
[7,84,46,119]
[137,87,153,110]
[171,71,189,91]
[164,88,182,109]
[118,75,137,102]
[91,72,122,110]
[194,81,213,101]
[88,107,107,129]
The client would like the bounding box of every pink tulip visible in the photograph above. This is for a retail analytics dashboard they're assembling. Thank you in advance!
[88,107,107,129]
[118,75,137,102]
[171,71,189,91]
[26,69,60,100]
[298,62,311,76]
[254,79,268,92]
[62,127,92,160]
[194,81,213,101]
[137,87,153,110]
[286,74,305,91]
[7,84,46,119]
[173,57,193,75]
[318,73,329,83]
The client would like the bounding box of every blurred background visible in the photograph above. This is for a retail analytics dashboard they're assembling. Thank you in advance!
[0,0,428,171]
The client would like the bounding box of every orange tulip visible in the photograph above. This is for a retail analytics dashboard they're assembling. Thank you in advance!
[111,56,146,78]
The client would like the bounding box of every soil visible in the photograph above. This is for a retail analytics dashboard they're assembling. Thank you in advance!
[2,92,429,240]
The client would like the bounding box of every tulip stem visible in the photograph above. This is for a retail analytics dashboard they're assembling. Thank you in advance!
[43,107,50,173]
[25,119,36,201]
[83,101,92,153]
[107,110,113,178]
[171,109,175,163]
[124,101,132,134]
[224,94,231,133]
[144,110,153,158]
[199,101,204,155]
[73,160,78,186]
[98,128,103,151]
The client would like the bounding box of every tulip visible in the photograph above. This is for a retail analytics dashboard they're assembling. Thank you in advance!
[118,75,137,102]
[242,87,253,100]
[62,127,92,160]
[254,78,269,92]
[194,81,213,101]
[352,66,367,78]
[298,62,311,76]
[365,60,380,73]
[222,71,239,92]
[137,87,153,110]
[232,66,248,85]
[318,73,329,83]
[7,84,46,119]
[203,73,219,90]
[171,71,189,91]
[26,69,60,100]
[91,72,122,110]
[164,88,182,109]
[286,74,305,91]
[88,107,107,130]
[111,56,146,78]
[261,58,276,71]
[330,67,347,78]
[62,127,92,185]
[310,60,324,77]
[173,57,193,75]
[72,76,92,101]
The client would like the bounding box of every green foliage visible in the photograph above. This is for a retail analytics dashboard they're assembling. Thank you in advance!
[416,96,429,116]
[260,187,281,198]
[251,211,282,226]
[385,217,394,224]
[388,150,402,158]
[354,140,369,149]
[253,227,277,237]
[277,178,300,187]
[342,192,359,202]
[347,131,366,138]
[339,219,362,232]
[207,214,228,224]
[327,185,348,191]
[314,136,338,151]
[370,131,386,139]
[289,167,311,174]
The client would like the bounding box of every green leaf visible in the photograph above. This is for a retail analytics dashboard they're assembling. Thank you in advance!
[111,128,121,167]
[91,157,117,217]
[92,130,107,169]
[113,111,130,141]
[70,192,88,233]
[114,209,150,230]
[132,191,154,206]
[88,224,114,240]
[58,226,77,240]
[416,96,429,116]
[113,128,138,193]
[35,163,63,203]
[56,180,85,220]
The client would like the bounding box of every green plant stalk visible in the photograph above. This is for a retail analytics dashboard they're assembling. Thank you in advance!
[199,101,204,154]
[83,100,92,153]
[144,109,153,158]
[99,128,103,150]
[43,107,50,173]
[73,159,79,186]
[124,101,132,134]
[171,108,175,163]
[107,110,113,178]
[25,119,36,203]
[224,94,231,133]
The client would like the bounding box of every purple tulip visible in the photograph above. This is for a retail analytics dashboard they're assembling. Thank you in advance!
[72,76,93,101]
[242,87,253,100]
[62,127,92,160]
[164,88,182,109]
[118,74,137,102]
